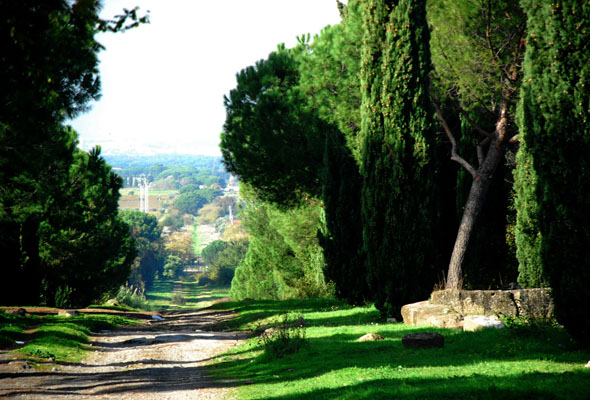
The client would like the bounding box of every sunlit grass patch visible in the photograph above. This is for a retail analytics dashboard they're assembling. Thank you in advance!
[208,299,590,400]
[0,311,137,364]
[146,278,229,310]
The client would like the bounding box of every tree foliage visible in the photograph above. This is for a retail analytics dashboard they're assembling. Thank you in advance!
[0,1,146,307]
[220,46,326,206]
[428,0,526,288]
[514,0,590,342]
[202,238,249,286]
[164,231,196,266]
[201,240,229,267]
[120,210,164,290]
[163,255,184,279]
[173,191,208,215]
[298,2,364,164]
[230,185,332,300]
[37,146,136,307]
[359,0,437,317]
[297,1,370,304]
[319,126,369,304]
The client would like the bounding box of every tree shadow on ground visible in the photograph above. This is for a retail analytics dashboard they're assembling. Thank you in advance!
[207,322,589,399]
[0,364,242,398]
[251,372,588,400]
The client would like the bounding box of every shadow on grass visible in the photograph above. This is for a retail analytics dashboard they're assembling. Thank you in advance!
[0,364,242,398]
[243,372,587,400]
[209,298,348,330]
[208,318,589,399]
[145,293,170,302]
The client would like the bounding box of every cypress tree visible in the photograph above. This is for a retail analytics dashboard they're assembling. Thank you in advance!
[360,0,436,317]
[297,2,370,304]
[320,126,369,304]
[515,0,590,342]
[514,136,546,288]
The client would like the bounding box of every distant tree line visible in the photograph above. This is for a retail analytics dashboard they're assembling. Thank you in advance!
[103,154,225,172]
[119,164,229,189]
[221,0,590,343]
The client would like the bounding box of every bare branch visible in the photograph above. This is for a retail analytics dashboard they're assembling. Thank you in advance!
[296,189,325,209]
[432,99,477,178]
[451,100,494,139]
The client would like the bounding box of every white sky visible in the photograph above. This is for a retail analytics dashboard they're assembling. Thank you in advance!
[70,0,343,156]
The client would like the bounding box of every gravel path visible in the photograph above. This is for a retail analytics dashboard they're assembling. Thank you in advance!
[0,309,247,399]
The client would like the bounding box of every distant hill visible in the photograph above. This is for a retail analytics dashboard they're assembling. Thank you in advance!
[103,154,224,171]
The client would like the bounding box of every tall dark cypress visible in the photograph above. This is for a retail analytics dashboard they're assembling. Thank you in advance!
[320,126,369,304]
[360,0,436,317]
[515,0,590,342]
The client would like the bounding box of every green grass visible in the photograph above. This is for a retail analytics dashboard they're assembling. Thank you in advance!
[208,299,590,400]
[0,311,136,364]
[145,278,229,310]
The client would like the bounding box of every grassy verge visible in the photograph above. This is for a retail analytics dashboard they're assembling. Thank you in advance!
[145,278,229,310]
[192,219,202,256]
[0,311,137,365]
[208,299,590,400]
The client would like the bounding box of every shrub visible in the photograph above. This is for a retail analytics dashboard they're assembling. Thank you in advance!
[116,284,149,309]
[258,313,307,359]
[196,275,214,286]
[171,291,186,306]
[163,255,184,279]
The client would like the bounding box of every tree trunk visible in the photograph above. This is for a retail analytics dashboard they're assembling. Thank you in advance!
[446,139,505,289]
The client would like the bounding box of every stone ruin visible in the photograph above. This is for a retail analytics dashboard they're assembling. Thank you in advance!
[401,288,553,331]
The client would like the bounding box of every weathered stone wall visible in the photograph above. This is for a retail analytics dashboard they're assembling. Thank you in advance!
[430,288,553,319]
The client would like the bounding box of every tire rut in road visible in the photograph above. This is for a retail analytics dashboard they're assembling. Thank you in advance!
[0,309,247,400]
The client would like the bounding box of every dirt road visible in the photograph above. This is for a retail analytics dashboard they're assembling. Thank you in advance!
[0,309,248,399]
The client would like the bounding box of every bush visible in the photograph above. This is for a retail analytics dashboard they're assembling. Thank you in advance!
[116,284,149,309]
[163,255,184,279]
[258,313,307,359]
[174,192,208,215]
[198,203,223,224]
[197,275,214,286]
[161,214,184,231]
[210,266,235,286]
[171,291,186,306]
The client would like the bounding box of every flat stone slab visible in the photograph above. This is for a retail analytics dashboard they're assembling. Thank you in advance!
[402,332,444,349]
[401,300,463,329]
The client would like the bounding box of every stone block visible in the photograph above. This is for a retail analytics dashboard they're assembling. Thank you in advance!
[463,315,506,332]
[401,300,462,328]
[402,332,444,349]
[430,288,553,319]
